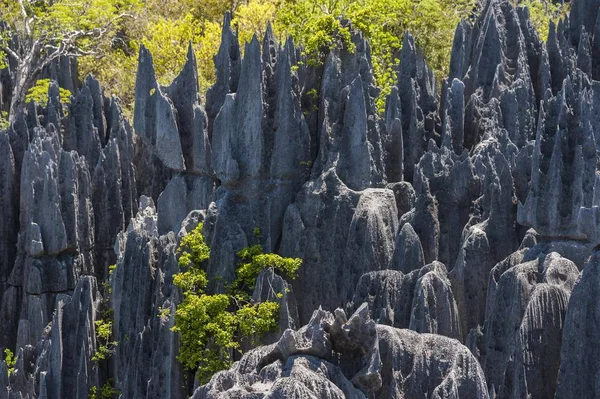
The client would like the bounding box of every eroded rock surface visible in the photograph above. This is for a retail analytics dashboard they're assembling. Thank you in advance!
[1,0,600,397]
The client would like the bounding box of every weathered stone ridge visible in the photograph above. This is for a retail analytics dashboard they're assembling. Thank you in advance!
[0,0,600,397]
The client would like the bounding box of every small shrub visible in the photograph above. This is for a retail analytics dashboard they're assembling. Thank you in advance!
[25,79,72,107]
[172,223,302,384]
[4,349,15,376]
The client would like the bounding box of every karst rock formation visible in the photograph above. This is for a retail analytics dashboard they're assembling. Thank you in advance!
[1,0,600,397]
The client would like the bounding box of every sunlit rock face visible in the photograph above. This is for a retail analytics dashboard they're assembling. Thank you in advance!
[1,0,600,397]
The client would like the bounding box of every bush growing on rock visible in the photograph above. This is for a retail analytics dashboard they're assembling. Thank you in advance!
[172,223,302,383]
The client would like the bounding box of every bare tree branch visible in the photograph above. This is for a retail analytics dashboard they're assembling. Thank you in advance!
[17,0,31,37]
[0,45,21,63]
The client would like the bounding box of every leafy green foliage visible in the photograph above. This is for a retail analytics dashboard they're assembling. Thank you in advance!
[0,112,9,131]
[25,79,72,107]
[518,0,570,41]
[0,0,144,120]
[178,223,211,268]
[92,319,118,362]
[3,349,15,376]
[92,274,117,363]
[275,0,476,110]
[235,249,302,291]
[89,378,120,399]
[172,223,301,384]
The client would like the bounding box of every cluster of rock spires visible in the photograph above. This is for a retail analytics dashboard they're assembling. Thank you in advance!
[1,0,600,397]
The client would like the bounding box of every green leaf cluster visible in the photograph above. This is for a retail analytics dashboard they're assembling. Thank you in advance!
[235,248,302,291]
[0,112,9,131]
[1,0,572,119]
[172,223,300,384]
[518,0,570,41]
[92,275,117,363]
[25,79,72,108]
[92,318,118,362]
[89,378,120,399]
[274,0,476,110]
[3,349,15,376]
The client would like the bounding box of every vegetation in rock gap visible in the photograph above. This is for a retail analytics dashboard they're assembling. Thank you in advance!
[92,317,118,363]
[24,78,71,107]
[89,269,119,397]
[0,0,568,121]
[517,0,570,40]
[172,223,301,384]
[3,349,15,376]
[88,379,119,399]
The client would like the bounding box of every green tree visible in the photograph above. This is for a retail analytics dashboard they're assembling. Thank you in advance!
[517,0,570,41]
[0,0,142,123]
[274,0,476,109]
[172,224,301,384]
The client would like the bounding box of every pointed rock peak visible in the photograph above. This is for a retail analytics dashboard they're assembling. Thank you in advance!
[548,19,558,45]
[223,11,233,33]
[83,74,102,92]
[243,35,262,71]
[399,32,417,78]
[249,33,260,49]
[262,21,277,66]
[48,80,60,103]
[578,28,592,74]
[593,12,600,80]
[265,21,275,42]
[167,41,199,103]
[392,222,425,274]
[279,37,292,69]
[136,44,157,86]
[186,40,195,61]
[181,41,198,81]
[219,11,240,55]
[284,35,295,52]
[26,99,39,128]
[282,36,298,66]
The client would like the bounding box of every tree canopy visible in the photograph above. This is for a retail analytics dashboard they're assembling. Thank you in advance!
[0,0,141,122]
[172,224,301,383]
[0,0,570,122]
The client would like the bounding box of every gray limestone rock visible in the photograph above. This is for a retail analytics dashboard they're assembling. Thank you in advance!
[212,36,263,183]
[409,261,462,339]
[385,181,415,219]
[157,174,214,235]
[417,143,479,268]
[311,27,385,189]
[350,270,418,329]
[382,87,403,183]
[555,249,600,399]
[205,13,241,135]
[483,252,578,398]
[399,167,440,264]
[111,197,185,399]
[442,78,465,155]
[390,223,425,273]
[351,262,461,340]
[194,305,488,398]
[280,171,398,324]
[451,142,518,338]
[518,73,598,242]
[0,133,17,280]
[28,276,100,398]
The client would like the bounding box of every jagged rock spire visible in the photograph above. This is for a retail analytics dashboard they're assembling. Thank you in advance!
[205,12,241,134]
[518,73,598,241]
